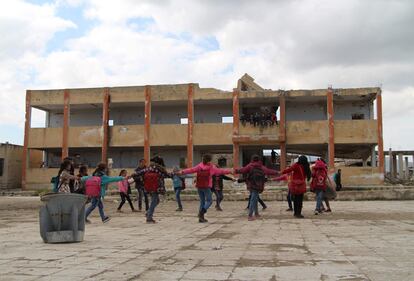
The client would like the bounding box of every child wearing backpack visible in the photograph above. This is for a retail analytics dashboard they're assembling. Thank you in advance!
[235,155,279,221]
[310,159,328,215]
[179,154,232,223]
[240,175,267,211]
[131,157,172,223]
[172,166,191,211]
[117,170,138,213]
[281,155,311,218]
[83,163,125,224]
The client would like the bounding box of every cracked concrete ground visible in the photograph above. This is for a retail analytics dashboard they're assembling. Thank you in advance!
[0,197,413,281]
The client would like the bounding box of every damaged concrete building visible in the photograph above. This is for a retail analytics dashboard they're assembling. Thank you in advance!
[22,74,384,189]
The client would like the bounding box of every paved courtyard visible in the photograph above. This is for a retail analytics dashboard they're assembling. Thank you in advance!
[0,197,413,281]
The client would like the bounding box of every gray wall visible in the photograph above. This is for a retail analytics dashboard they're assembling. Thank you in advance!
[111,107,145,125]
[194,104,233,123]
[151,105,187,124]
[48,109,103,128]
[334,102,371,120]
[47,100,372,128]
[285,101,372,121]
[108,148,144,168]
[150,148,188,168]
[286,102,326,121]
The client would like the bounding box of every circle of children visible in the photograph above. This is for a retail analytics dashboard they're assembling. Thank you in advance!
[54,153,336,224]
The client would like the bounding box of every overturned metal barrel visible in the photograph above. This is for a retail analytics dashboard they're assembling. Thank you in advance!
[39,193,87,243]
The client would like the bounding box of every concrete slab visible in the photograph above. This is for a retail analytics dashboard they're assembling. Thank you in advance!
[0,198,413,281]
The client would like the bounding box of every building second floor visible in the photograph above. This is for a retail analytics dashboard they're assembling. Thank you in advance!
[26,74,381,149]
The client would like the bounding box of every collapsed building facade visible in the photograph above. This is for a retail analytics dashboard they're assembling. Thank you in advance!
[22,74,384,189]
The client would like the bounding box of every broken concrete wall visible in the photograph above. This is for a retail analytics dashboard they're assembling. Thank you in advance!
[334,101,371,120]
[0,145,22,189]
[1,145,42,189]
[338,166,383,186]
[286,101,371,121]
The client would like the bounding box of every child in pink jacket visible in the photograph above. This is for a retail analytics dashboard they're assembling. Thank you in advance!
[117,170,137,213]
[179,154,232,223]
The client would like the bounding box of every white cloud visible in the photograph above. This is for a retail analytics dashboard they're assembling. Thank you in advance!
[0,0,75,133]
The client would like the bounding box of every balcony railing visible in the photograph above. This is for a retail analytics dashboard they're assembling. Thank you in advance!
[334,120,377,144]
[27,120,378,149]
[110,125,144,147]
[28,128,63,148]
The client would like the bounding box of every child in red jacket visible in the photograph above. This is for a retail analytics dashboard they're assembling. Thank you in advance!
[131,157,172,223]
[179,154,232,223]
[310,159,328,215]
[281,155,311,218]
[235,155,279,221]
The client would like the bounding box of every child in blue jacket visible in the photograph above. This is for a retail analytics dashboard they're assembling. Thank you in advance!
[172,167,192,211]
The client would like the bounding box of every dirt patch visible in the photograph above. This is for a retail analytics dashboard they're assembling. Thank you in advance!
[268,243,308,252]
[265,211,414,221]
[237,258,276,267]
[179,244,201,251]
[205,230,237,240]
[237,258,316,267]
[336,275,369,281]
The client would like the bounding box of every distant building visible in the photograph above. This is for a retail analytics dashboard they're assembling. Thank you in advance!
[22,74,384,189]
[0,143,42,189]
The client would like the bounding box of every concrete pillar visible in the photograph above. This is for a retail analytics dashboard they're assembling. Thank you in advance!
[324,150,329,164]
[144,86,151,164]
[61,89,70,160]
[22,90,32,190]
[101,88,110,163]
[232,89,240,169]
[405,157,409,180]
[327,88,335,173]
[279,94,286,170]
[371,146,377,167]
[388,148,393,177]
[398,153,404,179]
[376,90,385,175]
[392,154,397,178]
[187,84,194,168]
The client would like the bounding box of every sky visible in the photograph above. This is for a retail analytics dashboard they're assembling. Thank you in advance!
[0,0,413,150]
